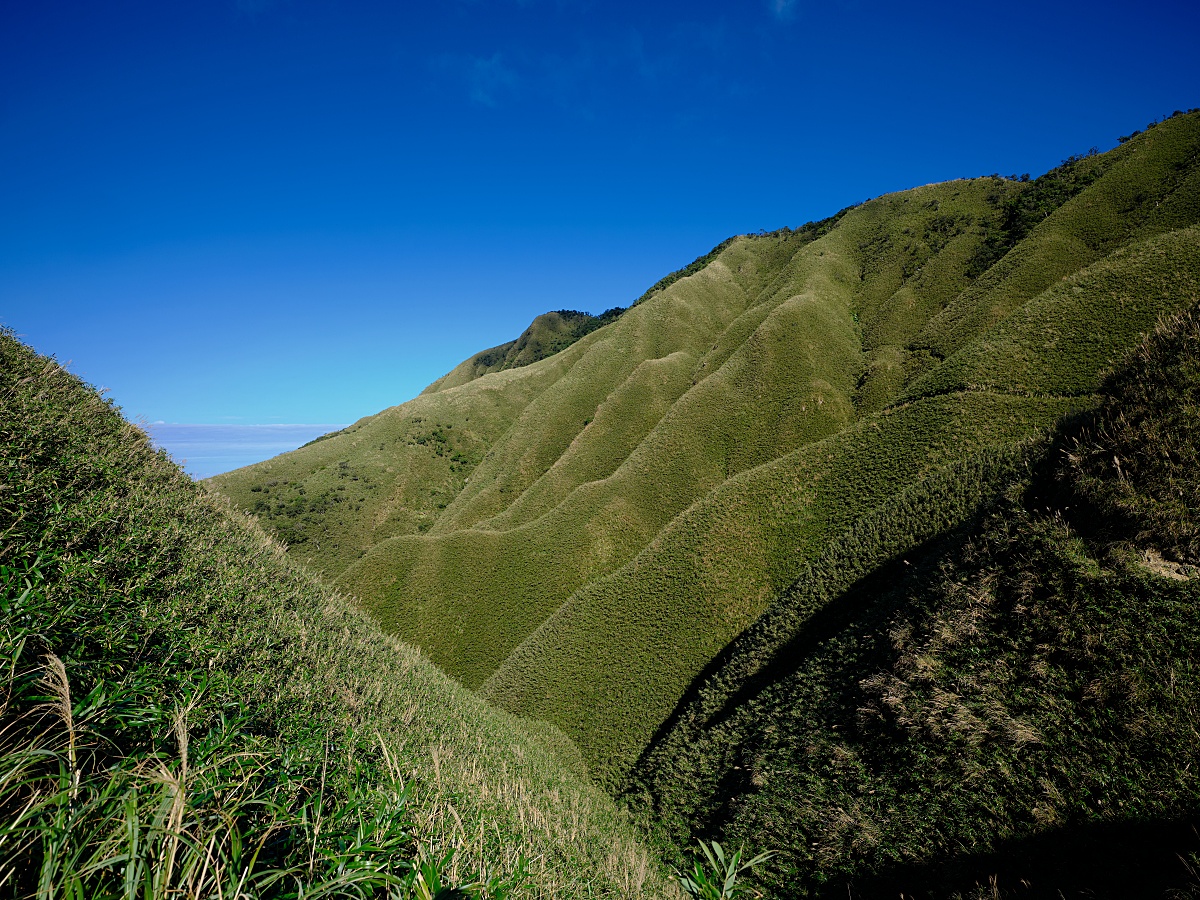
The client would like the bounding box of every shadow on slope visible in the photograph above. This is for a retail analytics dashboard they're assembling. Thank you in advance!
[625,304,1200,898]
[846,814,1200,898]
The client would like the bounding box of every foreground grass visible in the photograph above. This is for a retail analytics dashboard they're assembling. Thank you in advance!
[2,560,438,899]
[0,330,667,898]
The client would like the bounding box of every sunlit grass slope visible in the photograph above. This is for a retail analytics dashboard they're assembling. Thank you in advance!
[0,330,667,898]
[479,392,1081,783]
[624,305,1200,898]
[210,111,1200,788]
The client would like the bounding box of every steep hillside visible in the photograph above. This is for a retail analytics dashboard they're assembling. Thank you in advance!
[0,330,666,898]
[209,110,1200,794]
[625,306,1200,897]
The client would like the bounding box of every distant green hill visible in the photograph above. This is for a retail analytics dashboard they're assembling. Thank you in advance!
[208,110,1200,896]
[423,307,628,393]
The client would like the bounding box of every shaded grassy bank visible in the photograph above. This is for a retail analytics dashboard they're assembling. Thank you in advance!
[625,307,1200,897]
[0,329,667,898]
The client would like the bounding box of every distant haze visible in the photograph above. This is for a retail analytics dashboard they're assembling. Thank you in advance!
[147,424,346,480]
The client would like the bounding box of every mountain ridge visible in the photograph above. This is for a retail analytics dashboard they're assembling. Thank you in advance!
[207,108,1200,895]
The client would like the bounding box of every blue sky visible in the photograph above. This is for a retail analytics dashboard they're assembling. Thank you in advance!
[3,0,1198,431]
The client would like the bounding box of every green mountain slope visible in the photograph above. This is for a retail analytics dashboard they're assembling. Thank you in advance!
[492,221,1200,783]
[0,329,666,898]
[623,306,1200,897]
[209,111,1200,799]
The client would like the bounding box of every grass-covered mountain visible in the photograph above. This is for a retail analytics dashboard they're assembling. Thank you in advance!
[0,330,665,898]
[626,306,1200,896]
[212,109,1200,778]
[204,110,1200,895]
[423,307,628,392]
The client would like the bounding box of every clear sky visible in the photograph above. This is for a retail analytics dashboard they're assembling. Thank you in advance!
[3,0,1198,428]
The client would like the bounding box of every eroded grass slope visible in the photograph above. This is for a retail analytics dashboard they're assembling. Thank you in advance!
[480,391,1082,783]
[333,176,1017,688]
[624,305,1200,898]
[211,112,1200,801]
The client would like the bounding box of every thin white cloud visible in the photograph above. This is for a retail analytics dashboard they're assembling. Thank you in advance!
[769,0,800,21]
[146,423,349,479]
[235,0,287,15]
[468,53,519,107]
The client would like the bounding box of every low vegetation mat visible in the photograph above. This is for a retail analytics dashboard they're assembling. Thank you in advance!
[213,112,1200,796]
[89,108,1200,898]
